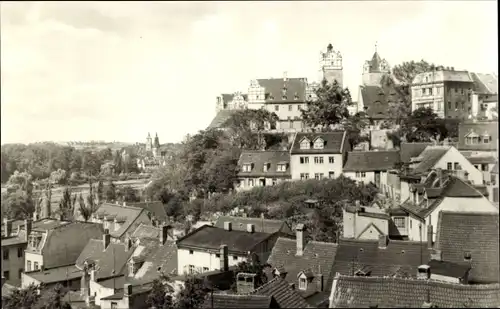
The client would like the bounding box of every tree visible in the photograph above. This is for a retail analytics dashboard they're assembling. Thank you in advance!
[117,185,140,203]
[342,112,370,149]
[58,187,76,221]
[223,109,279,149]
[2,283,40,309]
[146,278,175,309]
[401,107,448,142]
[49,169,67,185]
[201,148,240,194]
[34,284,71,309]
[97,180,104,204]
[105,180,116,202]
[176,276,208,309]
[230,257,270,291]
[301,79,352,130]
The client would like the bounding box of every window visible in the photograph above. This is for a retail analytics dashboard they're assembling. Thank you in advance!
[422,88,426,95]
[242,164,252,172]
[17,247,23,258]
[329,171,335,179]
[272,179,277,185]
[274,105,279,111]
[189,265,195,274]
[356,172,360,177]
[3,271,9,280]
[27,261,32,271]
[299,278,307,290]
[3,248,9,260]
[361,172,366,178]
[298,105,302,110]
[462,102,465,110]
[313,138,325,149]
[288,105,292,111]
[447,162,452,170]
[410,220,412,229]
[429,88,433,95]
[394,217,406,229]
[455,102,458,110]
[300,139,310,149]
[248,179,254,187]
[189,250,194,255]
[468,107,472,114]
[300,157,309,164]
[455,88,458,93]
[203,267,209,272]
[215,254,220,258]
[314,157,324,164]
[300,173,309,180]
[263,163,269,172]
[287,116,291,121]
[461,88,464,94]
[34,262,39,270]
[233,256,238,260]
[437,87,441,95]
[18,268,23,279]
[111,302,118,309]
[314,173,321,180]
[448,101,451,109]
[277,164,287,172]
[329,156,335,164]
[282,96,287,100]
[437,102,442,110]
[454,162,459,170]
[481,164,488,171]
[319,173,324,179]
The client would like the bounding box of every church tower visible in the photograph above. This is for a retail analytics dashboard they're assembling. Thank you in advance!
[146,132,152,152]
[153,133,160,158]
[319,43,343,87]
[362,43,391,86]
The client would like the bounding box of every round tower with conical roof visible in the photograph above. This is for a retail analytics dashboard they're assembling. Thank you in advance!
[319,43,343,87]
[362,43,391,86]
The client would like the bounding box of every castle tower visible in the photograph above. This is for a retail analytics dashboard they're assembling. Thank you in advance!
[153,133,160,158]
[145,132,152,152]
[319,43,343,87]
[362,43,391,86]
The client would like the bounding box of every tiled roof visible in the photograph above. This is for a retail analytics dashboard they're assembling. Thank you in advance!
[1,233,27,246]
[251,277,313,308]
[466,155,497,164]
[256,77,308,103]
[202,294,275,308]
[126,201,167,223]
[427,259,471,279]
[412,146,450,174]
[32,218,70,231]
[359,85,400,119]
[436,211,499,283]
[131,224,161,239]
[221,93,249,104]
[266,237,338,301]
[24,265,82,284]
[332,238,431,278]
[343,151,400,172]
[412,70,473,84]
[368,52,382,73]
[291,131,347,154]
[471,73,498,94]
[42,222,105,269]
[214,216,292,235]
[128,238,178,284]
[330,275,500,308]
[93,203,146,238]
[237,151,291,178]
[458,121,498,151]
[75,239,134,280]
[208,110,239,129]
[176,225,273,254]
[400,143,433,163]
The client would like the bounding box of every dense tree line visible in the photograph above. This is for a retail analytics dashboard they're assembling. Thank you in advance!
[2,283,72,309]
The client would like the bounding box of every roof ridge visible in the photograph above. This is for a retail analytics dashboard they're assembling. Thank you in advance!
[337,275,500,289]
[440,210,500,216]
[250,276,282,295]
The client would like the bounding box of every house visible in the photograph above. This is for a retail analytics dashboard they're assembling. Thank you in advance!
[400,142,434,166]
[90,203,152,241]
[329,274,500,308]
[131,222,182,240]
[236,151,291,191]
[175,224,279,276]
[458,120,498,157]
[214,215,293,236]
[469,73,498,120]
[409,145,483,185]
[22,220,104,273]
[250,276,312,308]
[22,265,82,290]
[266,224,338,307]
[202,293,279,309]
[1,219,28,286]
[99,283,152,309]
[399,170,498,242]
[125,201,168,224]
[342,204,390,240]
[343,150,400,186]
[436,211,499,283]
[290,131,350,181]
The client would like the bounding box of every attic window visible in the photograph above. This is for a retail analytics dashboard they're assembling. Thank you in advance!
[359,248,364,252]
[263,163,270,172]
[313,138,325,149]
[300,138,311,150]
[298,277,307,290]
[282,96,287,100]
[277,163,287,172]
[294,93,299,100]
[242,163,253,172]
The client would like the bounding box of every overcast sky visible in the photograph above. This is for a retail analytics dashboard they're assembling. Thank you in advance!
[1,1,497,145]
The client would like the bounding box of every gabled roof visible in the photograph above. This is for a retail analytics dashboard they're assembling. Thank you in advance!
[202,294,275,309]
[237,151,291,178]
[176,225,273,254]
[330,274,500,308]
[126,201,167,223]
[208,110,239,129]
[251,277,312,308]
[359,85,400,119]
[436,211,499,283]
[343,151,400,172]
[128,238,178,284]
[93,203,146,238]
[256,77,308,103]
[214,216,292,235]
[23,265,82,284]
[412,146,450,174]
[471,72,498,94]
[332,238,431,278]
[400,142,433,163]
[291,131,347,154]
[466,155,497,165]
[266,237,338,299]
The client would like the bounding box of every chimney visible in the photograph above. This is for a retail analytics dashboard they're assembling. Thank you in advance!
[246,224,255,233]
[283,71,288,81]
[160,225,170,245]
[436,168,443,187]
[33,211,38,221]
[90,269,96,282]
[378,235,388,249]
[223,222,232,231]
[236,273,257,294]
[103,229,110,250]
[219,244,229,271]
[417,265,431,280]
[124,237,133,251]
[316,274,324,292]
[24,219,32,242]
[295,224,306,256]
[431,249,442,261]
[427,225,433,248]
[124,283,133,307]
[3,219,13,237]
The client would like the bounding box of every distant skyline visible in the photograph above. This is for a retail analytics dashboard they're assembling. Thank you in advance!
[1,1,497,145]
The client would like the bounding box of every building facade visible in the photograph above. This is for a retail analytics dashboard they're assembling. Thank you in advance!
[1,220,28,286]
[236,151,291,191]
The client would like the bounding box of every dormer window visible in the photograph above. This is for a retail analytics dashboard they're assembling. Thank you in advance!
[465,132,480,145]
[299,277,307,290]
[277,163,287,172]
[242,163,253,172]
[282,96,287,100]
[294,93,299,100]
[300,138,311,150]
[313,138,325,149]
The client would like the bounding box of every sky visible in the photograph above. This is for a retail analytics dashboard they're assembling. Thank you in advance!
[1,1,497,145]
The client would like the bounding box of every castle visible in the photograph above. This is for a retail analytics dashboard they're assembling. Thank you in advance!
[136,132,166,172]
[145,132,161,158]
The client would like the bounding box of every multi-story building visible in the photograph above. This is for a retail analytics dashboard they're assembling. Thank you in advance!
[289,131,350,180]
[1,219,28,286]
[469,73,498,120]
[343,150,401,186]
[236,150,291,191]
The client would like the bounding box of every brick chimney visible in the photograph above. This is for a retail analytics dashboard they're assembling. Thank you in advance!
[224,222,232,231]
[417,265,430,280]
[219,244,229,272]
[3,219,13,237]
[24,219,32,242]
[246,224,255,233]
[378,235,388,249]
[296,224,306,256]
[159,225,171,245]
[427,225,433,248]
[103,229,110,250]
[90,268,96,282]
